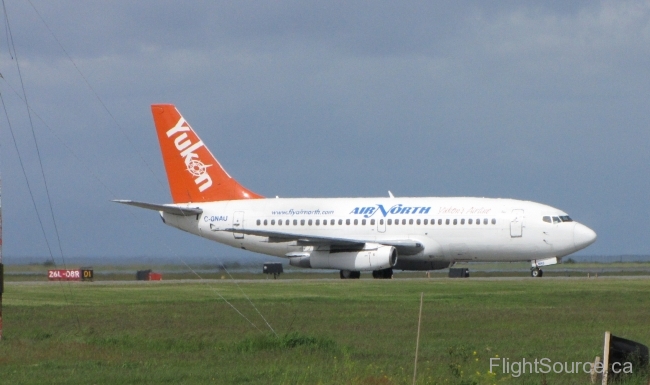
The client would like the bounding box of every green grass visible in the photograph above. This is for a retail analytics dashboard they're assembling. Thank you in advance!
[0,278,649,384]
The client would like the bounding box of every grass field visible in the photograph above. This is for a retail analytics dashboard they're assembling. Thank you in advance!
[0,277,649,384]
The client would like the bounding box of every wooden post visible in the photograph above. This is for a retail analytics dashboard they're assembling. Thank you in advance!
[602,331,611,385]
[591,356,601,384]
[413,292,423,385]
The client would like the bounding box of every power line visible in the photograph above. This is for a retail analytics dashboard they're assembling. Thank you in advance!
[24,0,167,191]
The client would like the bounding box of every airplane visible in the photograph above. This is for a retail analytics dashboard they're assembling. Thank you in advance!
[115,104,597,279]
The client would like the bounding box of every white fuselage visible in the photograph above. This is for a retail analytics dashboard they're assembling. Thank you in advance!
[161,196,596,270]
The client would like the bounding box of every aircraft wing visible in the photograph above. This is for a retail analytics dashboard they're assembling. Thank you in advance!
[211,225,423,255]
[113,200,203,216]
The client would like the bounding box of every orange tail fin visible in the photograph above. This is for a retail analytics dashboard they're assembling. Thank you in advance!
[151,104,264,203]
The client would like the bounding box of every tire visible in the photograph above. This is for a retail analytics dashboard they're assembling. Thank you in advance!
[531,268,540,278]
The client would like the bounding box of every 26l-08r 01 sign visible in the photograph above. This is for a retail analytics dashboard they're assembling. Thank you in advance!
[48,269,81,281]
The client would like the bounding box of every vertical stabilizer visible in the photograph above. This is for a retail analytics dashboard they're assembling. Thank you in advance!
[151,104,263,203]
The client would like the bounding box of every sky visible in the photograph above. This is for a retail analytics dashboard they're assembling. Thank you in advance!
[0,1,649,264]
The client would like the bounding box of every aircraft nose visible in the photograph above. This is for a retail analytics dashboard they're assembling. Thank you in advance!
[574,223,597,250]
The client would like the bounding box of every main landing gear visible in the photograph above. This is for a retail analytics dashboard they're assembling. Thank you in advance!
[340,270,361,279]
[339,268,394,279]
[372,268,394,279]
[531,267,544,278]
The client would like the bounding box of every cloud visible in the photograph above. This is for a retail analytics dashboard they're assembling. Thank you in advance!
[1,1,649,259]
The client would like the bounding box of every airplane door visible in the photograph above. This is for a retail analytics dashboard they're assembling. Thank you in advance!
[233,211,244,239]
[510,209,524,238]
[377,218,386,233]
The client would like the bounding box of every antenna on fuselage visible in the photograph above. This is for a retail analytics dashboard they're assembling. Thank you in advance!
[388,191,395,198]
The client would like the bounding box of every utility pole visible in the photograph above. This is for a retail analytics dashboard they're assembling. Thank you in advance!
[0,176,4,340]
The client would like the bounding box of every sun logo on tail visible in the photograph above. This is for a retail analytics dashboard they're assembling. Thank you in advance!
[186,159,212,178]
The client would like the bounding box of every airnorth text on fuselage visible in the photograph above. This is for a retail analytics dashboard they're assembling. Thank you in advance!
[351,204,493,218]
[351,204,431,218]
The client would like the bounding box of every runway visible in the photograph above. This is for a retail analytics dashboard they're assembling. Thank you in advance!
[7,274,650,286]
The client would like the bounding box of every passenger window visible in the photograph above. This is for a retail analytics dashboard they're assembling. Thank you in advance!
[483,218,488,225]
[438,219,443,225]
[354,219,358,225]
[387,219,392,225]
[323,220,327,226]
[331,219,335,225]
[491,218,496,225]
[409,219,414,225]
[402,219,406,225]
[461,219,465,225]
[264,219,268,225]
[346,219,350,225]
[552,217,561,224]
[293,219,297,226]
[308,219,313,225]
[300,219,305,225]
[543,216,551,223]
[315,219,320,226]
[445,219,450,225]
[423,219,428,225]
[362,219,366,225]
[278,220,282,226]
[453,219,457,225]
[257,219,261,226]
[476,218,480,225]
[371,219,376,225]
[468,219,473,225]
[417,219,421,225]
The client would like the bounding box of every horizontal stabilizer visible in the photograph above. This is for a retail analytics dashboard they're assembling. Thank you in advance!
[113,200,203,216]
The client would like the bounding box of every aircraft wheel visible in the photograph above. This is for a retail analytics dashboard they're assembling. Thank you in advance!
[531,268,541,278]
[351,271,361,279]
[538,269,543,277]
[340,270,352,279]
[373,268,393,279]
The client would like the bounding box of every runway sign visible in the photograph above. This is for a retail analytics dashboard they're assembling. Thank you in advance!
[48,269,94,281]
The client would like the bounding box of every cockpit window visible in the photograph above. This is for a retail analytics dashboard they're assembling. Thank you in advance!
[552,216,561,224]
[542,216,551,223]
[559,215,573,222]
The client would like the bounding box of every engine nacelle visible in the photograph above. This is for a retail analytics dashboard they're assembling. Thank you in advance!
[288,255,311,268]
[289,243,397,271]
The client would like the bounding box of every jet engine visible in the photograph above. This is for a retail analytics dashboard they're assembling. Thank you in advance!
[289,243,397,271]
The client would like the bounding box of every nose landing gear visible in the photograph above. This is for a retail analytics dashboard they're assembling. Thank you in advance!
[530,257,557,278]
